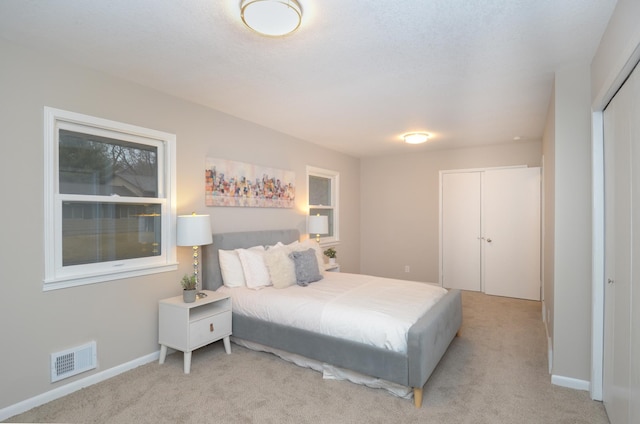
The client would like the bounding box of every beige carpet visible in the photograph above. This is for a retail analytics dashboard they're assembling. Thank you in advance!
[6,291,610,424]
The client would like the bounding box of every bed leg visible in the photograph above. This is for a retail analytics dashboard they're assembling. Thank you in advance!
[413,387,423,408]
[456,329,461,337]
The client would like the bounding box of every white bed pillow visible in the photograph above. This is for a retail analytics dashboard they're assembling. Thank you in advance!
[263,245,297,289]
[218,249,246,288]
[219,245,264,288]
[237,247,271,289]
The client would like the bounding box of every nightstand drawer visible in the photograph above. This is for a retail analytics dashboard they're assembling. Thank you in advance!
[189,312,231,349]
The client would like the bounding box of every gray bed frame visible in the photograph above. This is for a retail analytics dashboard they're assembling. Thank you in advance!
[202,229,462,408]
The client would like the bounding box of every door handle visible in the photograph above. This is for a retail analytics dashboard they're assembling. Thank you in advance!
[486,238,492,243]
[607,279,614,285]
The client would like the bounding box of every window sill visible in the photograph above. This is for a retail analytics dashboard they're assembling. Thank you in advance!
[43,262,178,291]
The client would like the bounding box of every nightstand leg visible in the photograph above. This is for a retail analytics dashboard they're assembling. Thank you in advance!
[159,345,167,364]
[223,336,231,354]
[183,351,192,374]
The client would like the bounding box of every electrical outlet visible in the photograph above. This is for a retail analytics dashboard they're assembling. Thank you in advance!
[404,265,410,273]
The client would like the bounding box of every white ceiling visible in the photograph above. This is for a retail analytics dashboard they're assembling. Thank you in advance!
[0,0,617,157]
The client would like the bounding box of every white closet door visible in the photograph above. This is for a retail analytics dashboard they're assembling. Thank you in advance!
[603,60,639,424]
[441,172,482,291]
[630,65,640,424]
[482,167,541,300]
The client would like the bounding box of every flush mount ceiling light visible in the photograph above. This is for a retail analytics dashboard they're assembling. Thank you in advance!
[403,132,431,144]
[241,0,302,37]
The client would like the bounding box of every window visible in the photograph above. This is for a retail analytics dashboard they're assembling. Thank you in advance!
[44,107,177,290]
[307,166,339,245]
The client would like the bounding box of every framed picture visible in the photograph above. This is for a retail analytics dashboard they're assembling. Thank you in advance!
[205,158,295,208]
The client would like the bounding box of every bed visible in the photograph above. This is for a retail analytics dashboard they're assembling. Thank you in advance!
[202,229,462,407]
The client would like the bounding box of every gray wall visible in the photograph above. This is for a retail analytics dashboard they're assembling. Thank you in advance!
[360,141,542,283]
[542,86,556,364]
[547,64,593,382]
[0,38,360,410]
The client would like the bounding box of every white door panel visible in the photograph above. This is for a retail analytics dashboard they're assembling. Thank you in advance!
[630,67,640,424]
[483,168,541,300]
[603,60,640,424]
[442,172,481,291]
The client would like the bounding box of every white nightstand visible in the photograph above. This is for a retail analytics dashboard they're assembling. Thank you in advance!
[324,262,340,272]
[158,290,231,374]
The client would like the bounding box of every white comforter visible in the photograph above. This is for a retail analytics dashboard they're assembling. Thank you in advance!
[217,272,447,353]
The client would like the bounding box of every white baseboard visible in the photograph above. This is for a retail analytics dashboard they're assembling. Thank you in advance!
[551,374,591,392]
[0,350,160,422]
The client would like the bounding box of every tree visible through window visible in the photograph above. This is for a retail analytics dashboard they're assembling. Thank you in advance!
[59,130,160,266]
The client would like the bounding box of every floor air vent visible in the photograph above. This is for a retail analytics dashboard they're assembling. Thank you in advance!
[51,341,97,382]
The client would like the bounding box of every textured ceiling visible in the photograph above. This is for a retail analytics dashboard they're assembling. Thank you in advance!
[0,0,617,157]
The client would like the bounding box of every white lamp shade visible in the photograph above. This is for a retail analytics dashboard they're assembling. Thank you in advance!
[308,215,328,235]
[176,214,213,246]
[241,0,302,36]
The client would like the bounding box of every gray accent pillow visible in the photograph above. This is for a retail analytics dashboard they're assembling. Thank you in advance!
[289,248,323,286]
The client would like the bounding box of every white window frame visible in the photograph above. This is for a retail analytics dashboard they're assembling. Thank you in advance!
[307,165,339,245]
[43,107,177,290]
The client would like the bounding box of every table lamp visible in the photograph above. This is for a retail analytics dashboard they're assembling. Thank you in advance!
[177,213,213,298]
[308,214,328,243]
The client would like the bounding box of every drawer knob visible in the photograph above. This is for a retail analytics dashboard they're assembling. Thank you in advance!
[210,323,214,332]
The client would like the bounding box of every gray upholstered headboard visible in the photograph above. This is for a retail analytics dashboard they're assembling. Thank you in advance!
[202,229,300,291]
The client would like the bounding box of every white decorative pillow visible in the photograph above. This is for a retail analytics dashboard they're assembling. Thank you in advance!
[237,247,270,289]
[263,245,296,289]
[218,249,245,288]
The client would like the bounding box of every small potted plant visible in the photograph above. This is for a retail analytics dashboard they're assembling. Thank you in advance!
[181,274,197,303]
[323,247,337,265]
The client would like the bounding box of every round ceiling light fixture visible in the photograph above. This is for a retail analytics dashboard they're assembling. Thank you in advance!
[241,0,302,37]
[403,132,431,144]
